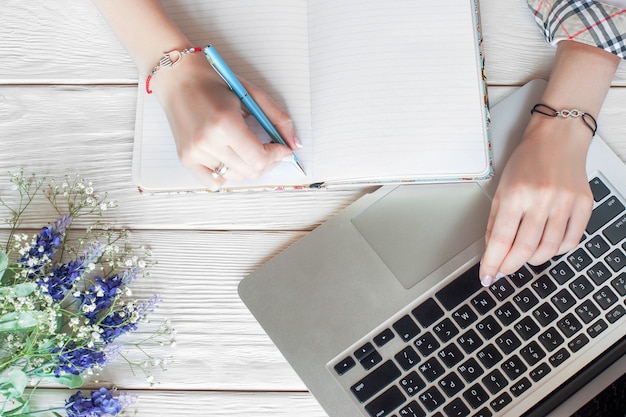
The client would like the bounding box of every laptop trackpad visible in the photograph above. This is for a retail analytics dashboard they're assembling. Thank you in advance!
[351,183,491,289]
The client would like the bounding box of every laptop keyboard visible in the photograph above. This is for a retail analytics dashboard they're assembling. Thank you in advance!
[331,176,626,417]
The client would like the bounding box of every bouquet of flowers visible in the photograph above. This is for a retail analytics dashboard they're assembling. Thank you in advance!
[0,172,172,416]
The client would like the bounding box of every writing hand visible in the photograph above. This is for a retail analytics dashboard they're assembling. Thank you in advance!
[154,53,299,190]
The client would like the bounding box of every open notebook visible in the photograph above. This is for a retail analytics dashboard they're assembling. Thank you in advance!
[133,0,491,192]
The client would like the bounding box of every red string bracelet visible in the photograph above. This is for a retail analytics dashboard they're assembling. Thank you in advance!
[145,47,202,94]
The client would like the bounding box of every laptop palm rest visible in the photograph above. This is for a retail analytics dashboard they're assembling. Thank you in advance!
[351,182,492,289]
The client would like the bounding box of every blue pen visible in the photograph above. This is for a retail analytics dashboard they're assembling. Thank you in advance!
[203,45,305,175]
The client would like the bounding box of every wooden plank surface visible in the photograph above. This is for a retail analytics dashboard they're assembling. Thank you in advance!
[2,0,626,416]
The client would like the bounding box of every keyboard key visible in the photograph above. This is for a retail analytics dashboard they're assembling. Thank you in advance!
[514,316,540,340]
[510,377,532,397]
[351,360,402,403]
[605,248,626,272]
[549,261,575,285]
[568,248,593,272]
[587,262,612,285]
[508,266,534,287]
[439,372,465,397]
[587,196,624,234]
[587,318,609,338]
[419,357,445,382]
[334,356,356,375]
[433,318,459,343]
[501,355,527,380]
[594,286,618,310]
[606,304,626,323]
[586,235,611,258]
[532,275,557,298]
[471,407,492,417]
[611,272,626,295]
[457,329,483,354]
[495,301,520,326]
[418,386,445,412]
[482,369,508,394]
[365,386,406,417]
[604,213,626,245]
[414,332,440,357]
[538,327,564,352]
[355,342,377,362]
[374,328,395,347]
[513,288,538,313]
[476,316,502,340]
[490,392,512,412]
[399,370,426,397]
[548,347,570,368]
[470,291,497,315]
[568,333,589,353]
[476,344,503,369]
[395,346,420,371]
[458,358,484,383]
[398,400,425,417]
[463,384,489,409]
[576,300,601,324]
[550,288,577,313]
[489,279,515,301]
[557,313,582,338]
[412,298,444,328]
[533,302,559,326]
[589,177,611,202]
[570,276,594,299]
[495,330,521,355]
[436,263,482,311]
[452,304,478,329]
[362,351,384,370]
[438,343,464,368]
[529,362,551,382]
[520,341,546,366]
[393,315,420,342]
[443,397,470,417]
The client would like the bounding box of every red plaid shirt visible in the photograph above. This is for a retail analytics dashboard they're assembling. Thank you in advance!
[528,0,626,58]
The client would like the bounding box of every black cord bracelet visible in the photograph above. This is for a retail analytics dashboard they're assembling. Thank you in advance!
[530,103,598,136]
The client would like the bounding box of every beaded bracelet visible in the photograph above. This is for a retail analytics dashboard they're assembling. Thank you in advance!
[145,47,202,94]
[530,103,598,136]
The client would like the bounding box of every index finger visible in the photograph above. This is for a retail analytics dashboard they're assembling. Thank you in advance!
[480,200,524,286]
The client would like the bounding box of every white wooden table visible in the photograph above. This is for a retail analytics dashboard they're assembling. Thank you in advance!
[2,1,626,415]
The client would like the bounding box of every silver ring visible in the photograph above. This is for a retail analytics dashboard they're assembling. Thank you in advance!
[211,163,229,179]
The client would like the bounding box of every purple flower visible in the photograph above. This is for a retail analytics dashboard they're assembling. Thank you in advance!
[99,295,159,343]
[77,269,139,321]
[53,344,108,376]
[38,260,84,301]
[66,387,124,417]
[19,214,71,273]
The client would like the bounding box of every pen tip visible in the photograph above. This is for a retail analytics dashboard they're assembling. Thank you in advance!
[295,160,306,175]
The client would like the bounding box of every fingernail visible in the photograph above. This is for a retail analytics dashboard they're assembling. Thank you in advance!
[480,275,493,287]
[495,272,506,281]
[294,135,303,149]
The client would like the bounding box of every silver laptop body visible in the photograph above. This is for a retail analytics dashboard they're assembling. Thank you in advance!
[239,80,626,417]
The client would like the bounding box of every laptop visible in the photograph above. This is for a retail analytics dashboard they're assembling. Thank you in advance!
[239,79,626,417]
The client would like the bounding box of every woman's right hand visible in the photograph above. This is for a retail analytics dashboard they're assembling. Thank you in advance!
[153,52,300,190]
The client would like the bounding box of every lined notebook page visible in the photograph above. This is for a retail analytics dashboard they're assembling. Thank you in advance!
[134,0,489,191]
[308,0,488,182]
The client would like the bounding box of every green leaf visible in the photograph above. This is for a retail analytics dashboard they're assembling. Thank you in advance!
[0,311,45,332]
[49,373,83,389]
[0,368,27,398]
[13,282,37,298]
[0,251,7,281]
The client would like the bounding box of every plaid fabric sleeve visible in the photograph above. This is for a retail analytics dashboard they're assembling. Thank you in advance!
[527,0,626,59]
